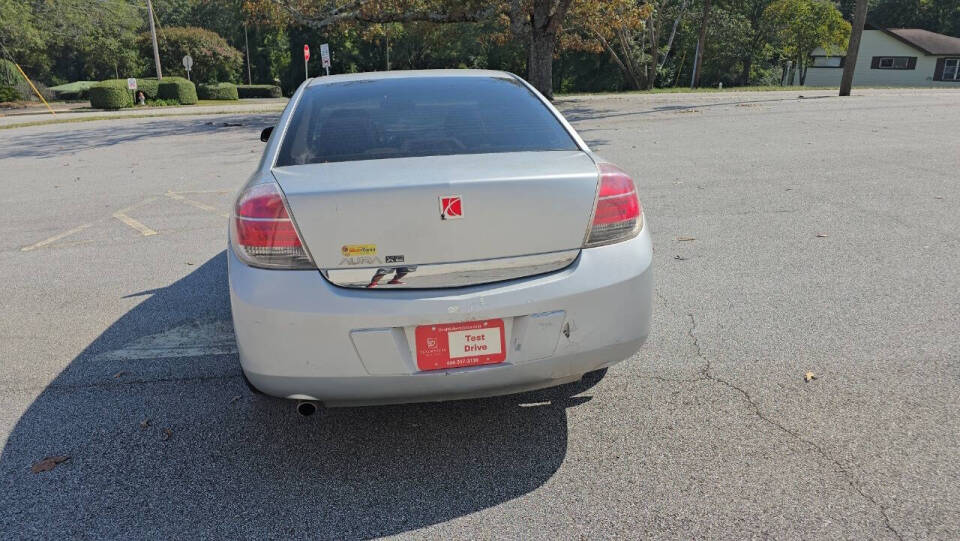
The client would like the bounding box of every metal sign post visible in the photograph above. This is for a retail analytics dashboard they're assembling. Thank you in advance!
[320,43,331,76]
[303,44,310,80]
[127,77,138,104]
[182,55,193,81]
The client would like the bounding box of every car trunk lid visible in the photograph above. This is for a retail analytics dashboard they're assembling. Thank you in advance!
[272,151,599,286]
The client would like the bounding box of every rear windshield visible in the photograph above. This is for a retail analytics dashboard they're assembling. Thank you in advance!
[275,76,579,165]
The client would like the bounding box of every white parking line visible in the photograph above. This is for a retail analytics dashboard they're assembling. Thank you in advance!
[20,223,92,252]
[113,212,158,236]
[112,198,159,236]
[165,191,230,218]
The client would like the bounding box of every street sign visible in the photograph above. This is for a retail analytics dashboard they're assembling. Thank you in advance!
[127,78,138,91]
[303,44,310,80]
[182,55,193,81]
[320,43,331,68]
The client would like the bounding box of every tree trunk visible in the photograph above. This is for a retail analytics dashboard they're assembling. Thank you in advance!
[839,0,868,96]
[659,0,688,69]
[647,13,658,89]
[691,0,712,88]
[528,30,556,98]
[741,56,752,85]
[522,0,575,99]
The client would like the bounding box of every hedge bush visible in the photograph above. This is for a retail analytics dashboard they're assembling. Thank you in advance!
[237,84,282,99]
[89,80,133,109]
[157,77,197,104]
[136,78,160,100]
[0,85,20,102]
[197,82,239,100]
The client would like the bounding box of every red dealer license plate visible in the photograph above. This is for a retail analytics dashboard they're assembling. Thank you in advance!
[415,319,507,371]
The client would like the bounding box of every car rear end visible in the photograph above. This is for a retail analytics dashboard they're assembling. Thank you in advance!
[228,70,652,406]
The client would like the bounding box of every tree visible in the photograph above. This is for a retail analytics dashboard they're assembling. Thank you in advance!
[763,0,849,85]
[269,0,577,98]
[564,0,653,89]
[691,0,712,88]
[138,27,244,83]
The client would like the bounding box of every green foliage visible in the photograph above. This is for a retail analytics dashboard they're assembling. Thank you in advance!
[145,98,181,107]
[764,0,851,58]
[0,59,20,87]
[136,79,161,100]
[89,80,134,110]
[0,85,21,102]
[868,0,960,38]
[138,27,243,83]
[236,84,282,98]
[49,81,98,101]
[197,82,240,100]
[158,77,199,104]
[12,0,142,83]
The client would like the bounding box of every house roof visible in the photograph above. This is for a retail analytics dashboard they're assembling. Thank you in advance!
[880,28,960,55]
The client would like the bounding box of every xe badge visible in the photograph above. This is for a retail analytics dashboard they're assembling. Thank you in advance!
[439,195,462,220]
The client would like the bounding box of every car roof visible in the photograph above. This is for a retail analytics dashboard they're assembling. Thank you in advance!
[306,69,516,87]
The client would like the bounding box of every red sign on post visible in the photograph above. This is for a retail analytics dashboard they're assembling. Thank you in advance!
[303,44,310,61]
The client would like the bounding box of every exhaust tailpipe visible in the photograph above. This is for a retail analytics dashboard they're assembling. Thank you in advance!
[296,400,319,417]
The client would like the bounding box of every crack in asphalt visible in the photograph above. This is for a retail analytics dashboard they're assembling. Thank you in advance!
[684,312,904,541]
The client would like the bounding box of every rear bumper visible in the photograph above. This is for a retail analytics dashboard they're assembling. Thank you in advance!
[228,226,653,406]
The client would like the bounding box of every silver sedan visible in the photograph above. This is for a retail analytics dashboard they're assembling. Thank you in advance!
[228,69,652,408]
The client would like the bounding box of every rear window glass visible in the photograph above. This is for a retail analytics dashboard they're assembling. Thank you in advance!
[275,76,579,165]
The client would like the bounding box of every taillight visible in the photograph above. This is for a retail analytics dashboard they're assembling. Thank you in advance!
[230,182,315,269]
[583,163,643,247]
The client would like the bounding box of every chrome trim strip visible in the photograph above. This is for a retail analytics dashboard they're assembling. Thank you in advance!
[322,249,580,289]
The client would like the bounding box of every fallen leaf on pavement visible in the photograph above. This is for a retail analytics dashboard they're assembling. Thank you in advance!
[230,395,241,404]
[804,371,817,382]
[139,419,151,429]
[816,233,829,238]
[162,428,173,441]
[31,456,70,473]
[113,371,127,378]
[674,255,687,261]
[678,237,696,242]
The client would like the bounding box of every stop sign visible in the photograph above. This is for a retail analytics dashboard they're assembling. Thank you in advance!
[303,44,310,61]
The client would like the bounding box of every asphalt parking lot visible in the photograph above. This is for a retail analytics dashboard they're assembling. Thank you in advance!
[1,88,958,539]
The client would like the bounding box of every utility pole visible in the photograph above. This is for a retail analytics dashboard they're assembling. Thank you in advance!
[839,0,868,96]
[385,27,390,71]
[244,23,253,85]
[146,0,162,79]
[691,0,712,88]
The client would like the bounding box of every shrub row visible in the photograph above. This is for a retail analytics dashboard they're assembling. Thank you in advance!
[157,77,198,105]
[197,82,239,100]
[89,80,134,110]
[237,84,282,99]
[136,78,160,99]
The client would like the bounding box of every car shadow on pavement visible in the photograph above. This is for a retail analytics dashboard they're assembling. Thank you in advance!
[0,251,601,538]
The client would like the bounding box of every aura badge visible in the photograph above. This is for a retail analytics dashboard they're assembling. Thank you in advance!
[439,195,462,220]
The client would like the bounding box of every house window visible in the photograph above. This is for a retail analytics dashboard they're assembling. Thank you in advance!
[872,56,916,70]
[944,58,960,81]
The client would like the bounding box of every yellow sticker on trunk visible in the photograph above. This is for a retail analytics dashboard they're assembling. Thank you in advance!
[341,244,377,257]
